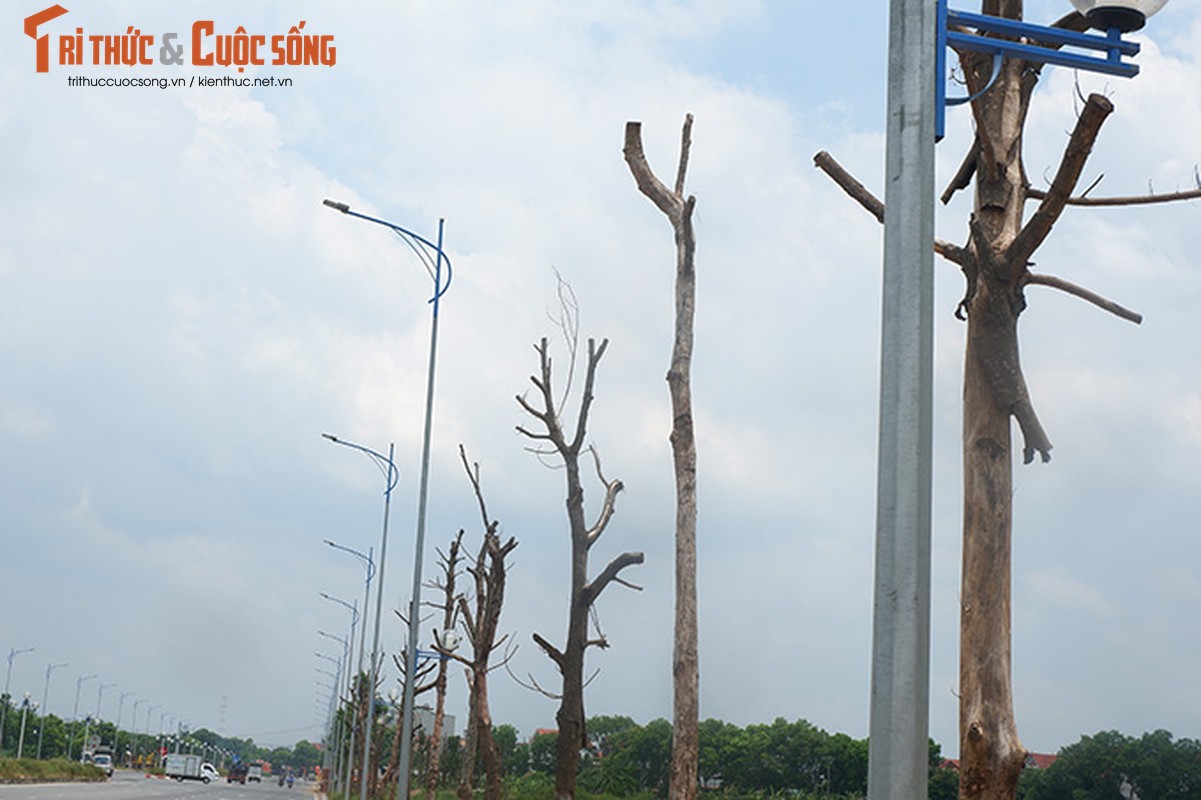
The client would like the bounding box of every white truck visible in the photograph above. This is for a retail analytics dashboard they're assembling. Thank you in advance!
[164,752,220,783]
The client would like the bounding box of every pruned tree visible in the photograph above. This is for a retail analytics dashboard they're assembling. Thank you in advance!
[420,529,465,800]
[437,444,518,800]
[516,335,645,800]
[623,113,700,800]
[381,613,438,797]
[814,5,1193,799]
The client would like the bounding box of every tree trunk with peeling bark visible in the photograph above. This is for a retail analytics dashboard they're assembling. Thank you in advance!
[517,336,644,800]
[623,115,700,800]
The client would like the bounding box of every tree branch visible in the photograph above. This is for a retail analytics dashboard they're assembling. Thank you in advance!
[623,121,685,222]
[1008,93,1114,270]
[584,445,624,549]
[532,632,565,671]
[1026,185,1201,206]
[813,150,971,266]
[568,338,608,455]
[582,551,646,607]
[1023,272,1143,324]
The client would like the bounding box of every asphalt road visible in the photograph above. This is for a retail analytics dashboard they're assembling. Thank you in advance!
[0,770,315,800]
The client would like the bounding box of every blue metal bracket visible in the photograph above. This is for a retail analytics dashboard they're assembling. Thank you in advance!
[936,0,1142,140]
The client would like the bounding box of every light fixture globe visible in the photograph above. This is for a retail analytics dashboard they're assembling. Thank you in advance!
[1069,0,1168,32]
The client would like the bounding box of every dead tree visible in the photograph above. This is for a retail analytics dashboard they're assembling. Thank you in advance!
[623,114,700,800]
[381,614,438,797]
[516,336,644,800]
[421,530,465,800]
[814,6,1190,797]
[436,444,518,800]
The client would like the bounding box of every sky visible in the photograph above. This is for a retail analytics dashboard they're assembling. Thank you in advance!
[2,0,1200,760]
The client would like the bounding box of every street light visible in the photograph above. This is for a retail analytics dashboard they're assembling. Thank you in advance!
[36,661,67,759]
[16,693,37,759]
[324,539,374,800]
[321,593,359,800]
[935,0,1168,139]
[94,682,116,731]
[321,434,397,800]
[1,646,35,752]
[144,704,159,765]
[69,674,97,761]
[322,197,453,800]
[130,698,144,766]
[1070,0,1168,30]
[114,691,134,764]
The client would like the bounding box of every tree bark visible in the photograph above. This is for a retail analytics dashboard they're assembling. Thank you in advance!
[623,115,700,800]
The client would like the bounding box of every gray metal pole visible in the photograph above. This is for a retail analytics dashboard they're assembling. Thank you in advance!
[1,646,34,753]
[397,218,445,800]
[868,0,935,798]
[37,662,66,759]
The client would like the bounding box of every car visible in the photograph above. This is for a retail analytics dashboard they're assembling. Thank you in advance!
[227,763,248,784]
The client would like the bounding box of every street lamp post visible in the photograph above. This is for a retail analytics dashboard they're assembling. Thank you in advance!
[316,656,344,796]
[321,433,398,800]
[114,691,134,764]
[93,683,116,753]
[69,674,96,761]
[322,592,359,800]
[144,704,159,766]
[321,197,452,800]
[37,661,67,759]
[16,694,36,759]
[1,646,35,753]
[319,630,352,796]
[130,698,144,766]
[325,538,374,797]
[868,4,936,800]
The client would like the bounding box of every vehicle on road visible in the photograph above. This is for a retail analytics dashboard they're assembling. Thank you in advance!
[247,761,263,782]
[91,751,114,778]
[227,763,248,784]
[164,753,219,784]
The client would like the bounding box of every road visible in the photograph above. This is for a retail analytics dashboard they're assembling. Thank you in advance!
[0,770,316,800]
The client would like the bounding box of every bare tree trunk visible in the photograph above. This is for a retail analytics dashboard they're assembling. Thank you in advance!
[623,115,700,800]
[517,336,644,800]
[426,532,464,800]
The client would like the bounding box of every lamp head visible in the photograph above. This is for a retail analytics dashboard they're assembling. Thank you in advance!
[322,198,351,213]
[1069,0,1168,32]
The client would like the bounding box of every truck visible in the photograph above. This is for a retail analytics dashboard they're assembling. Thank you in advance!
[164,752,220,784]
[91,745,114,777]
[247,761,264,782]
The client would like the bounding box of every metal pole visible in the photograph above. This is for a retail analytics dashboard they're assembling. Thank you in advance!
[326,540,374,800]
[1,646,34,753]
[69,674,96,761]
[322,594,359,800]
[17,695,32,758]
[129,698,143,767]
[37,662,67,759]
[144,704,158,767]
[868,1,935,799]
[398,218,445,800]
[114,692,133,764]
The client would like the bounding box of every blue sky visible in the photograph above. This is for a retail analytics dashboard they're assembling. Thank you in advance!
[2,1,1200,759]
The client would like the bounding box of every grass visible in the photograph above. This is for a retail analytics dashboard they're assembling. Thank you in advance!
[0,757,107,783]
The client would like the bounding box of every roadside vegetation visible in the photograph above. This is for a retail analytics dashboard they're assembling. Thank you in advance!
[0,757,107,783]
